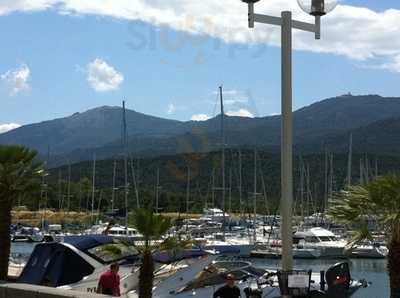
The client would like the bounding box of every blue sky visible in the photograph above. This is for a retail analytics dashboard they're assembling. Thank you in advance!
[0,0,400,131]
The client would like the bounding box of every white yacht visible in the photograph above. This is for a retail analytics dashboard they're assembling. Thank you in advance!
[194,232,254,256]
[18,235,141,296]
[345,242,388,259]
[17,235,218,298]
[251,243,322,259]
[202,239,254,257]
[294,227,347,258]
[86,223,143,241]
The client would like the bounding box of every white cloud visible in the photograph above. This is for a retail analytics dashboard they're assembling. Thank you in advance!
[1,1,400,72]
[86,58,124,92]
[220,89,249,105]
[58,1,400,72]
[1,64,30,96]
[191,113,211,121]
[226,108,254,118]
[0,123,21,134]
[0,0,57,15]
[381,54,400,73]
[166,103,176,115]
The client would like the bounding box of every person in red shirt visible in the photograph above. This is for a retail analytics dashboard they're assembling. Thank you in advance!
[97,263,121,296]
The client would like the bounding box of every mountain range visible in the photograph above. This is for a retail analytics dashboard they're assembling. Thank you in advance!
[1,93,400,166]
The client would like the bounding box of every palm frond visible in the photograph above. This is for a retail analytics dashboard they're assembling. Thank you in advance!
[329,173,400,244]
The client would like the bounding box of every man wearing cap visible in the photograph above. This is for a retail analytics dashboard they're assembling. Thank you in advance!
[213,273,241,298]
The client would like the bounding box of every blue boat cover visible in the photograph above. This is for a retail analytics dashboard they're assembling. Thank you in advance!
[63,235,114,251]
[18,242,94,287]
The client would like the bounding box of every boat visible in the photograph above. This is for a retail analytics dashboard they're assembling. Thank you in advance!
[152,256,368,298]
[200,208,230,223]
[202,239,254,256]
[11,226,44,243]
[345,242,388,259]
[294,227,347,258]
[85,223,143,242]
[106,225,143,241]
[17,235,141,296]
[194,232,254,256]
[251,243,322,259]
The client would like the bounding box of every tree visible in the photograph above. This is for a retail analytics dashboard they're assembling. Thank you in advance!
[130,208,173,298]
[328,173,400,298]
[0,145,43,280]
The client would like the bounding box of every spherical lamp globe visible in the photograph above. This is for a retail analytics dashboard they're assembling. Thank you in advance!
[297,0,338,16]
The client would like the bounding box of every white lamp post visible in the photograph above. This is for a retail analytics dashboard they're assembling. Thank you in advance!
[241,0,337,291]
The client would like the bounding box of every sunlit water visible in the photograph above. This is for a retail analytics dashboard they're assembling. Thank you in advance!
[11,243,388,298]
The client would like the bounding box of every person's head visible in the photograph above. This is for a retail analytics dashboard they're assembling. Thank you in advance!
[110,262,119,274]
[225,273,235,287]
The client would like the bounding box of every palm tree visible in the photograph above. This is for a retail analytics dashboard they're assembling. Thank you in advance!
[130,208,173,298]
[0,145,43,281]
[328,173,400,298]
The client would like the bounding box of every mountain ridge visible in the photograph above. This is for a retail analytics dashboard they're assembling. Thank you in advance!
[2,93,400,166]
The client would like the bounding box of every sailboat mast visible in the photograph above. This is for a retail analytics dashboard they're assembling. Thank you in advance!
[324,149,328,212]
[365,153,369,183]
[186,166,190,229]
[91,153,96,223]
[111,160,117,211]
[58,169,62,210]
[299,156,304,219]
[228,167,232,214]
[211,168,215,206]
[253,148,257,243]
[155,168,160,213]
[347,133,353,187]
[239,150,243,216]
[258,152,269,216]
[130,157,140,209]
[329,153,334,205]
[67,162,71,212]
[219,86,226,238]
[122,101,128,228]
[360,158,364,184]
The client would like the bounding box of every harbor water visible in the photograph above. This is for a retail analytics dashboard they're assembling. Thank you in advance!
[11,242,389,298]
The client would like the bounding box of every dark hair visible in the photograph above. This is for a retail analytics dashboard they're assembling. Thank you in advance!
[110,262,119,270]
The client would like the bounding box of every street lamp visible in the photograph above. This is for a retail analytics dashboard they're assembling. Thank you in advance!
[241,0,337,291]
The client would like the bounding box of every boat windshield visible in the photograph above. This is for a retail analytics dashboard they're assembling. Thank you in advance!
[305,236,319,243]
[87,242,138,263]
[319,236,336,242]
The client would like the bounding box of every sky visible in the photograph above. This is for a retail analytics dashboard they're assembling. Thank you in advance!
[0,0,400,133]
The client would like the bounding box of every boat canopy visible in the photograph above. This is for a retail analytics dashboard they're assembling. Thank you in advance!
[18,242,94,287]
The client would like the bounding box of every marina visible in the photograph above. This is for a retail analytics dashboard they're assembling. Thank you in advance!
[10,241,385,297]
[1,0,399,297]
